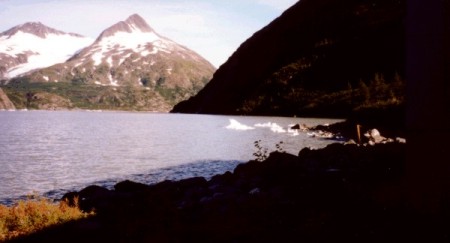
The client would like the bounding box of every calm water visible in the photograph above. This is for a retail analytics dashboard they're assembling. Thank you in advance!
[0,111,342,205]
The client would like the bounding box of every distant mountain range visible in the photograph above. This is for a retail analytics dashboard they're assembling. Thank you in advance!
[0,14,215,111]
[172,0,406,120]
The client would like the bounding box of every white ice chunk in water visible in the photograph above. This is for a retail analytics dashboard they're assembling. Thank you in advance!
[254,122,286,133]
[226,119,255,131]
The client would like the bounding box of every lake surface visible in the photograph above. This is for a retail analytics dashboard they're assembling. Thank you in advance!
[0,111,342,205]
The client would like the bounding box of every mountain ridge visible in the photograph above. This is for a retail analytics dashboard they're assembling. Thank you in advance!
[1,22,84,39]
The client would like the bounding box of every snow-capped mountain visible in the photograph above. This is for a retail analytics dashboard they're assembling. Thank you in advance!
[24,14,214,88]
[0,22,93,79]
[2,14,215,111]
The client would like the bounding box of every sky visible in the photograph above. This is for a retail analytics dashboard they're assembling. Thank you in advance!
[0,0,299,67]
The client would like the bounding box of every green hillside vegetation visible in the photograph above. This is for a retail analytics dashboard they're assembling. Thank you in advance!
[1,76,206,111]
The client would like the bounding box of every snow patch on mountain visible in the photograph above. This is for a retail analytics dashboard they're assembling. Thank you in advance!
[86,29,168,66]
[0,30,93,78]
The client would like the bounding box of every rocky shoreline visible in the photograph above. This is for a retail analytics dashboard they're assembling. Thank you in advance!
[11,136,449,242]
[300,121,406,146]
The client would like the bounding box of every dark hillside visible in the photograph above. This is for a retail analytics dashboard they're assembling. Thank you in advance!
[172,0,406,118]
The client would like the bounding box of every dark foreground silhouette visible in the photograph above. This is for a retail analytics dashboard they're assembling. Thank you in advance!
[12,142,449,242]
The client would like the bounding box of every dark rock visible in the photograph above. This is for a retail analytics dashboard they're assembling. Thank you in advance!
[208,184,238,196]
[78,185,111,199]
[77,185,114,212]
[182,186,208,203]
[291,124,301,130]
[209,171,236,187]
[298,146,313,157]
[114,180,150,193]
[300,123,310,131]
[234,160,262,178]
[175,177,209,207]
[212,192,226,200]
[249,188,261,196]
[61,191,80,207]
[146,180,177,198]
[298,143,363,177]
[176,177,207,192]
[199,196,213,204]
[314,124,330,131]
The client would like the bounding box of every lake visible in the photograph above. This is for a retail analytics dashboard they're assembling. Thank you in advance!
[0,110,342,205]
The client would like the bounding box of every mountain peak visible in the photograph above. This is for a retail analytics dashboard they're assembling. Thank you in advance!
[96,14,155,41]
[125,14,153,32]
[1,22,66,38]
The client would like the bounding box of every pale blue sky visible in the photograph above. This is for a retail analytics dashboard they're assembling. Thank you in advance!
[0,0,298,67]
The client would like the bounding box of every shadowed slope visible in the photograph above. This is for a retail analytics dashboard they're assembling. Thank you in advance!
[172,0,405,117]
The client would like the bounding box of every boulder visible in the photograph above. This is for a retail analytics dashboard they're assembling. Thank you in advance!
[249,188,261,195]
[291,123,310,131]
[114,180,150,193]
[77,185,114,212]
[177,177,208,192]
[61,191,80,207]
[365,129,386,144]
[79,185,111,199]
[209,171,236,187]
[291,124,301,130]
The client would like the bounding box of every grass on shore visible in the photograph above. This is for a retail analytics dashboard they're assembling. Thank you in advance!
[0,196,93,241]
